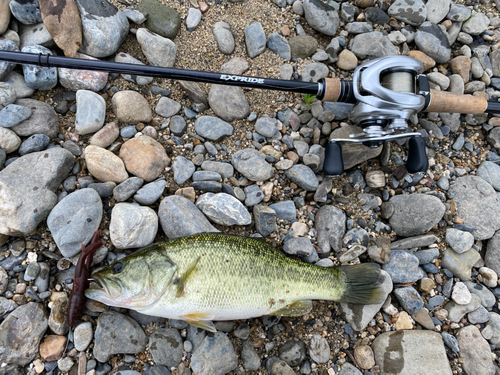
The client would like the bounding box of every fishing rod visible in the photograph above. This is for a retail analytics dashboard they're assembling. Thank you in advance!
[1,51,499,176]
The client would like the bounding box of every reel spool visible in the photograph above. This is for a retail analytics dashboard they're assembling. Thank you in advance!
[323,56,431,176]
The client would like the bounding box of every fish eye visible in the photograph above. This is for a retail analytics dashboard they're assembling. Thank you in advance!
[112,261,124,274]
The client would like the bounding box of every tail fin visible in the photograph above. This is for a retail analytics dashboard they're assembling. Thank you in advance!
[337,263,385,305]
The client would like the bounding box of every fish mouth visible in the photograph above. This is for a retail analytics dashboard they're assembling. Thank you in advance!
[86,274,121,300]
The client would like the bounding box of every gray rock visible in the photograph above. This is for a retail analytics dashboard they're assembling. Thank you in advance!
[316,205,345,254]
[382,250,424,284]
[425,0,450,23]
[255,117,279,138]
[170,116,187,136]
[0,104,31,128]
[0,41,18,81]
[75,90,106,135]
[133,178,166,205]
[393,286,424,314]
[47,189,103,257]
[18,133,49,156]
[34,263,49,293]
[195,116,234,141]
[109,203,158,249]
[486,313,500,349]
[414,22,451,64]
[283,237,314,257]
[330,125,382,169]
[457,325,495,375]
[485,231,500,276]
[278,339,306,367]
[447,3,471,21]
[420,118,444,139]
[9,0,42,25]
[196,192,251,226]
[388,0,427,25]
[300,63,329,83]
[21,45,57,90]
[414,248,439,264]
[269,201,296,221]
[241,341,260,371]
[74,322,93,352]
[477,161,500,191]
[464,281,496,308]
[388,194,445,237]
[244,22,266,58]
[0,297,17,320]
[0,302,48,366]
[232,149,273,181]
[267,33,291,60]
[114,177,144,202]
[449,176,500,240]
[442,248,481,281]
[468,305,491,324]
[208,85,250,122]
[445,228,474,254]
[244,184,264,207]
[75,0,129,58]
[285,165,318,191]
[148,328,183,368]
[303,0,339,36]
[19,23,54,49]
[441,332,459,352]
[137,0,180,39]
[340,270,392,331]
[9,99,58,138]
[0,148,74,235]
[156,97,181,118]
[186,8,201,32]
[445,294,481,322]
[345,22,373,34]
[114,53,154,85]
[122,9,147,24]
[187,324,206,354]
[190,332,238,375]
[212,22,235,55]
[253,204,276,237]
[338,363,362,375]
[462,13,490,35]
[372,331,452,375]
[93,311,147,362]
[136,28,176,68]
[172,156,195,184]
[159,195,218,238]
[201,161,234,179]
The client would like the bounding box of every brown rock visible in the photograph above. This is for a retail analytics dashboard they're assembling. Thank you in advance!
[90,122,119,148]
[418,277,436,293]
[337,49,358,71]
[112,91,153,124]
[84,145,129,183]
[354,345,375,369]
[407,50,436,71]
[119,136,170,182]
[175,187,196,203]
[260,145,283,159]
[281,25,290,36]
[489,117,500,127]
[286,151,299,164]
[179,81,209,107]
[449,56,471,84]
[412,308,435,330]
[0,0,10,35]
[198,1,209,13]
[365,170,385,188]
[355,0,375,7]
[395,311,413,330]
[39,335,67,361]
[289,36,318,59]
[39,0,82,57]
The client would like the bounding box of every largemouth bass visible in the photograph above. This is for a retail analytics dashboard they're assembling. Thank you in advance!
[85,233,383,332]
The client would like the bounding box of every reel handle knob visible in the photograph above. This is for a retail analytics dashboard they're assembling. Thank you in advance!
[406,136,428,174]
[323,141,344,176]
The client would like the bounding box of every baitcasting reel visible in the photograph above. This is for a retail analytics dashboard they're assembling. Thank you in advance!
[323,56,430,177]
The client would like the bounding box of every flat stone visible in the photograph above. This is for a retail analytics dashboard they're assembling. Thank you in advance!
[244,22,266,58]
[267,32,291,60]
[349,31,398,59]
[172,156,195,184]
[112,91,152,124]
[456,325,495,375]
[74,322,93,352]
[477,161,500,191]
[442,248,481,281]
[232,148,273,181]
[414,22,451,64]
[11,99,58,138]
[303,0,339,36]
[148,328,183,368]
[388,0,427,25]
[330,125,382,169]
[285,165,318,191]
[425,0,450,23]
[253,204,277,237]
[58,53,108,91]
[444,294,481,322]
[194,116,233,141]
[190,332,238,375]
[446,228,474,254]
[137,0,180,39]
[201,160,234,179]
[39,335,66,361]
[212,22,235,55]
[134,178,166,205]
[195,192,251,226]
[372,331,452,375]
[136,28,176,67]
[0,104,31,128]
[289,35,318,59]
[208,85,250,122]
[110,203,158,249]
[75,90,106,135]
[90,122,120,148]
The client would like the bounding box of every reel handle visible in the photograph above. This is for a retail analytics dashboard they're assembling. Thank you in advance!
[323,141,344,177]
[406,137,428,174]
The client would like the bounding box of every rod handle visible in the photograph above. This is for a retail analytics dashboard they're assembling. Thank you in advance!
[321,77,342,102]
[424,89,488,114]
[323,141,344,176]
[406,137,428,174]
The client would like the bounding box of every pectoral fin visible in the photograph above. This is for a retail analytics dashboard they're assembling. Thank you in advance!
[176,256,200,298]
[269,300,313,316]
[180,312,216,332]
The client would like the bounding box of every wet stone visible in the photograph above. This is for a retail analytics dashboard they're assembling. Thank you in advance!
[278,339,306,367]
[21,46,57,90]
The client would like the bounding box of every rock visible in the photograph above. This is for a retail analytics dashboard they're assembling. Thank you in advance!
[84,145,128,183]
[241,341,260,371]
[278,339,306,367]
[255,117,279,138]
[9,0,42,25]
[477,161,500,191]
[336,49,358,70]
[11,98,58,138]
[19,23,54,50]
[316,205,345,254]
[372,331,452,375]
[136,28,176,68]
[269,201,296,221]
[148,328,183,368]
[303,0,339,36]
[120,136,170,182]
[186,8,201,32]
[212,22,235,55]
[114,52,153,85]
[75,0,128,58]
[478,267,498,288]
[388,0,426,25]
[90,122,119,148]
[196,192,251,226]
[414,22,451,64]
[172,156,195,184]
[244,22,266,58]
[425,0,450,23]
[340,270,392,331]
[232,149,273,181]
[462,13,490,35]
[75,90,106,135]
[0,148,74,235]
[388,194,445,237]
[350,31,398,59]
[0,0,9,34]
[134,178,166,205]
[442,248,481,281]
[289,36,318,59]
[195,116,233,141]
[285,165,318,191]
[0,104,31,128]
[449,56,471,84]
[158,195,218,238]
[112,91,152,124]
[0,127,21,153]
[190,332,238,375]
[253,205,276,237]
[308,335,330,364]
[201,161,234,179]
[456,325,495,375]
[330,125,382,169]
[267,32,291,60]
[18,133,49,156]
[300,63,329,83]
[208,85,250,122]
[283,237,314,256]
[93,311,147,363]
[137,0,180,39]
[39,335,66,361]
[244,184,263,207]
[393,286,424,314]
[58,53,108,91]
[445,228,474,254]
[451,281,471,305]
[155,97,181,118]
[114,177,144,202]
[449,176,500,240]
[353,345,375,369]
[444,294,481,322]
[48,297,69,335]
[110,203,158,249]
[447,2,471,21]
[47,189,102,257]
[74,322,93,351]
[0,302,48,365]
[0,41,18,81]
[485,231,500,276]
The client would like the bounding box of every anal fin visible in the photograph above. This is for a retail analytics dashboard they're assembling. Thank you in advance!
[180,312,216,333]
[176,256,200,298]
[269,300,312,316]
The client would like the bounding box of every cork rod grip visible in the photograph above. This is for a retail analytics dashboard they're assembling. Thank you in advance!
[425,90,488,114]
[321,77,342,102]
